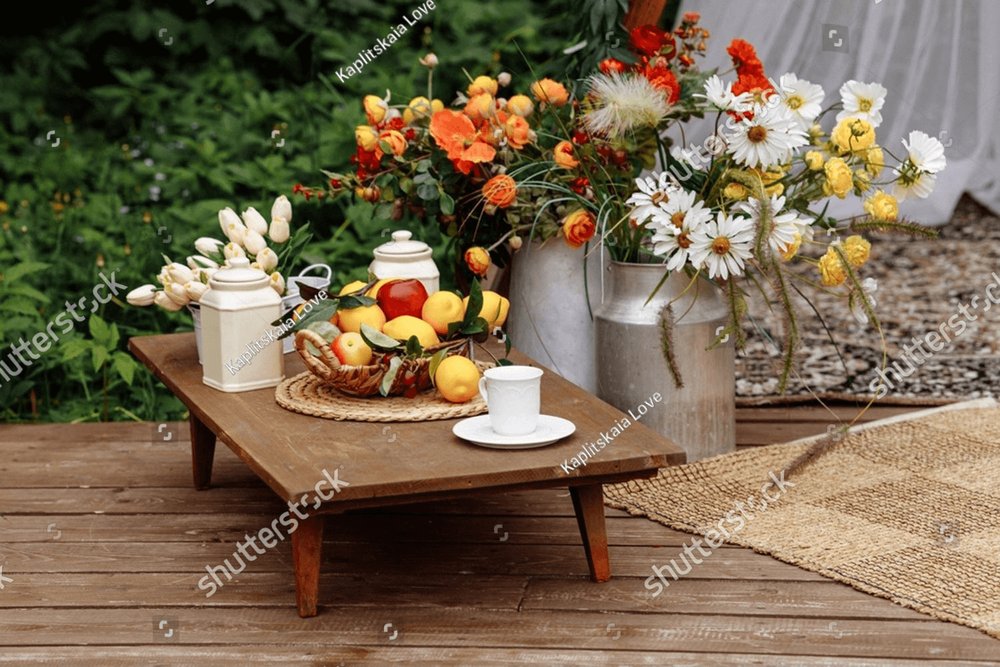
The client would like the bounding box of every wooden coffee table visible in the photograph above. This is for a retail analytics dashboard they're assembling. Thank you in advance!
[130,333,685,617]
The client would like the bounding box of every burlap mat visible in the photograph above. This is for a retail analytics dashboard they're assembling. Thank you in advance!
[605,399,1000,639]
[275,371,489,422]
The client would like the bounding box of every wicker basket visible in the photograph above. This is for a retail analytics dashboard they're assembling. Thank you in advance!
[294,328,470,397]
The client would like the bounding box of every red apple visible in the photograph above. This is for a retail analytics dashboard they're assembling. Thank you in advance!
[331,332,373,366]
[376,278,428,320]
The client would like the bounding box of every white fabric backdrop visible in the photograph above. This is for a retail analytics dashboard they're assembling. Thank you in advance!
[677,0,1000,223]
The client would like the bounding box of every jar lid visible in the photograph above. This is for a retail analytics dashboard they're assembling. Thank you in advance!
[374,230,430,257]
[210,257,269,289]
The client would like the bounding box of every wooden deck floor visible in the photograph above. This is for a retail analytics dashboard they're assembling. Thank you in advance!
[1,405,998,665]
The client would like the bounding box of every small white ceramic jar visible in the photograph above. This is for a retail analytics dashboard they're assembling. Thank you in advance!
[200,257,284,392]
[369,230,440,294]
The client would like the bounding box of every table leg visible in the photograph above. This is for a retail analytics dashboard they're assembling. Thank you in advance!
[189,413,216,491]
[570,483,611,582]
[291,514,324,618]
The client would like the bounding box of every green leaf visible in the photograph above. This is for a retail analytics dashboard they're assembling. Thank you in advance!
[404,335,423,356]
[460,280,484,330]
[88,316,112,347]
[1,261,49,284]
[0,298,41,317]
[379,356,403,396]
[416,182,439,201]
[439,192,455,215]
[427,348,449,386]
[91,346,110,372]
[61,339,90,361]
[339,295,376,309]
[113,352,137,385]
[361,322,403,351]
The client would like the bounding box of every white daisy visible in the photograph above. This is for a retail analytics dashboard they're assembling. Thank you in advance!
[836,80,887,127]
[893,131,946,200]
[583,72,670,139]
[695,75,752,113]
[777,73,824,129]
[649,191,713,271]
[626,172,680,224]
[902,130,947,174]
[688,212,755,280]
[737,194,803,254]
[727,103,808,170]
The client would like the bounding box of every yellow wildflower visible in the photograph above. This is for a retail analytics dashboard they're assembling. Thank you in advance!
[843,235,871,268]
[824,157,853,199]
[805,151,824,171]
[818,247,847,287]
[863,190,898,222]
[832,117,876,154]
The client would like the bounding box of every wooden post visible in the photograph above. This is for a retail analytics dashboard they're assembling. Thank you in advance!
[292,514,325,618]
[189,414,216,491]
[570,483,612,582]
[623,0,668,30]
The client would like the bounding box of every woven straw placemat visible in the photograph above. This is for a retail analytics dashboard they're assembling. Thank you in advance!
[275,369,490,422]
[605,399,1000,639]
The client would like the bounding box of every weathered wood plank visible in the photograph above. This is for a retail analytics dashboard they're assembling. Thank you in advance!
[0,646,991,667]
[0,513,710,547]
[0,541,827,580]
[521,577,926,620]
[0,608,994,659]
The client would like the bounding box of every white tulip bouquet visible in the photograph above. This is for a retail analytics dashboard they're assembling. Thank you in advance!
[126,195,311,312]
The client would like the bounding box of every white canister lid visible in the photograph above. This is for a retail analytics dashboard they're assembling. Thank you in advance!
[209,257,270,290]
[374,230,431,260]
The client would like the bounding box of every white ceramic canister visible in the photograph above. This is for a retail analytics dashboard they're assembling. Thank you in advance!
[369,230,440,294]
[200,257,284,392]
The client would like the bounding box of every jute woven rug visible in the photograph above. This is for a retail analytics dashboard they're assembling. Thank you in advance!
[736,197,1000,405]
[605,399,1000,639]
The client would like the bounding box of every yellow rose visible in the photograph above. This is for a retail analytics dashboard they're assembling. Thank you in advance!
[530,78,569,106]
[363,94,387,124]
[755,168,785,197]
[853,169,872,193]
[863,190,898,222]
[779,232,802,261]
[805,151,824,171]
[842,235,871,268]
[355,125,378,151]
[832,117,876,154]
[818,247,847,287]
[824,157,853,199]
[468,75,499,97]
[464,93,494,120]
[864,145,885,178]
[403,96,433,124]
[464,246,491,277]
[723,182,749,200]
[507,94,534,117]
[808,123,824,145]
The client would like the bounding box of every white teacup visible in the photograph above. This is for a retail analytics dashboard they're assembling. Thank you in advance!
[478,365,543,436]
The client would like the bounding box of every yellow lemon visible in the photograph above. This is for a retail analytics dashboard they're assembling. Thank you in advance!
[382,315,439,348]
[366,278,396,298]
[463,290,510,329]
[435,356,481,403]
[336,304,387,333]
[338,280,368,296]
[421,291,466,335]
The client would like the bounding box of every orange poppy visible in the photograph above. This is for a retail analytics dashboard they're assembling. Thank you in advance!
[430,110,497,173]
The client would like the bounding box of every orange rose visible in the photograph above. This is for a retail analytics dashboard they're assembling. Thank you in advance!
[530,78,569,107]
[430,110,497,171]
[506,94,534,117]
[482,174,517,208]
[363,95,387,124]
[562,209,596,248]
[376,130,407,158]
[464,246,491,277]
[464,93,495,121]
[553,140,579,168]
[504,115,531,150]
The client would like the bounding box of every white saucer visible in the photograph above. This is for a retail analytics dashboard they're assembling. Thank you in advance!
[453,415,576,449]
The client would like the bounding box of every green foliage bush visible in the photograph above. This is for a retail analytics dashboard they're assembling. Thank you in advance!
[0,0,628,422]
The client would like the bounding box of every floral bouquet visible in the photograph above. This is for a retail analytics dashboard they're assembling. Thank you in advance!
[126,195,312,311]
